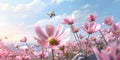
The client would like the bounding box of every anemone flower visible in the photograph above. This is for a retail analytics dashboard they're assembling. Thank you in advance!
[103,16,113,25]
[82,22,101,34]
[87,14,96,22]
[35,24,70,49]
[61,16,75,25]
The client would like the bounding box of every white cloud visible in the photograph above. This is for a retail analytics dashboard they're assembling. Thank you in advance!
[0,0,47,18]
[0,0,47,43]
[81,4,90,9]
[51,0,74,4]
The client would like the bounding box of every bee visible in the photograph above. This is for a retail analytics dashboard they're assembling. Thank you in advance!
[47,11,55,18]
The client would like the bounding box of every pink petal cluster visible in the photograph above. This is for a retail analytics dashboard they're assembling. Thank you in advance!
[110,22,120,35]
[87,14,96,22]
[82,22,101,34]
[103,16,113,25]
[71,25,80,33]
[20,36,27,42]
[62,16,75,25]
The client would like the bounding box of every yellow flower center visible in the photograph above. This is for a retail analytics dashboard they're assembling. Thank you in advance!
[48,37,56,45]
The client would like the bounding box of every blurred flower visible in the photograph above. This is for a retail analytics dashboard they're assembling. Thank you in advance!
[71,25,80,33]
[16,55,31,60]
[79,34,84,39]
[62,16,75,25]
[87,14,96,22]
[82,22,101,34]
[19,46,29,52]
[93,47,110,60]
[20,36,27,42]
[90,36,97,41]
[35,24,70,49]
[93,42,119,60]
[103,16,113,25]
[12,43,19,48]
[110,22,120,35]
[33,51,49,59]
[116,53,120,60]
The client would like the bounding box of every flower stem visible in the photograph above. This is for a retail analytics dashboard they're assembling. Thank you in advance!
[85,34,90,60]
[52,49,55,60]
[70,25,81,50]
[76,33,82,51]
[99,30,108,44]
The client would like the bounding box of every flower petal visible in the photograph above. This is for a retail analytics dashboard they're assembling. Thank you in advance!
[82,22,88,32]
[95,24,101,32]
[57,28,70,40]
[62,17,70,24]
[90,22,96,29]
[55,24,63,37]
[35,26,47,40]
[37,39,49,48]
[93,47,101,60]
[46,24,55,37]
[116,53,120,60]
[109,42,117,59]
[59,36,70,46]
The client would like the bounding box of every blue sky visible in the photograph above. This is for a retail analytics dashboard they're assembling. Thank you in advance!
[0,0,120,43]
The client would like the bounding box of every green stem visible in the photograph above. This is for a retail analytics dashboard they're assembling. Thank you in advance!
[99,30,108,44]
[85,34,90,60]
[76,33,82,51]
[70,25,81,50]
[52,49,55,60]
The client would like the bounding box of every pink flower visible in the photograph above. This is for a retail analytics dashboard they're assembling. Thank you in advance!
[82,22,101,34]
[116,53,120,60]
[93,42,118,60]
[20,36,27,42]
[71,25,80,33]
[19,46,29,52]
[62,16,75,25]
[16,55,31,60]
[33,51,49,59]
[93,47,110,60]
[87,14,96,22]
[79,34,84,39]
[90,36,97,41]
[12,43,19,48]
[35,24,70,49]
[110,22,120,35]
[103,16,113,25]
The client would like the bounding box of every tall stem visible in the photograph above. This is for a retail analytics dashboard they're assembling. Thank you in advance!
[52,49,55,60]
[76,33,82,51]
[85,34,90,60]
[70,25,81,50]
[99,30,108,44]
[25,42,33,55]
